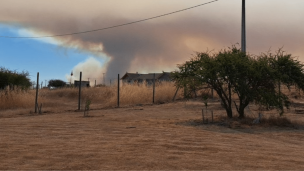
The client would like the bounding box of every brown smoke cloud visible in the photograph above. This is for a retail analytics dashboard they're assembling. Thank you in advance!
[0,0,303,80]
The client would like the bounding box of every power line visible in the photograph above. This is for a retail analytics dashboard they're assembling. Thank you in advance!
[0,0,219,39]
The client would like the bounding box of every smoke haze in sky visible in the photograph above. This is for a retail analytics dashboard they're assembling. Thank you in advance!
[0,0,303,80]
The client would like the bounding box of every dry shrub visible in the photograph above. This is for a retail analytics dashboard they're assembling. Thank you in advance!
[118,83,151,105]
[260,115,295,127]
[0,88,35,109]
[81,86,116,107]
[106,82,181,107]
[40,88,79,99]
[155,82,181,102]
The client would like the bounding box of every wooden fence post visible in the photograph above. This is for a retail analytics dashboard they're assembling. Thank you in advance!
[78,72,82,110]
[35,72,39,113]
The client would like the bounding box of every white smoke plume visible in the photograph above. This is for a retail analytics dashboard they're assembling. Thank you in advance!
[65,57,107,86]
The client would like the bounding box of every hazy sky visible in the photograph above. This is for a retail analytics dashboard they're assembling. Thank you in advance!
[0,0,303,85]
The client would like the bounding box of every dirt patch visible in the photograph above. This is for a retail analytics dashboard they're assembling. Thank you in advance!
[1,101,304,170]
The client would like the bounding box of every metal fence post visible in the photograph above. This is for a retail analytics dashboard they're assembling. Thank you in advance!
[117,74,120,108]
[153,73,155,103]
[35,72,39,113]
[78,72,82,110]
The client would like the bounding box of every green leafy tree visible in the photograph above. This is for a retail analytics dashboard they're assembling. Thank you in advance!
[172,46,304,118]
[48,79,66,88]
[0,67,31,89]
[172,61,205,98]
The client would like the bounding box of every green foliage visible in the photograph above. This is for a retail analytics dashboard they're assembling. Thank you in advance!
[85,100,91,109]
[48,79,66,88]
[171,61,206,98]
[84,99,91,117]
[0,67,31,89]
[172,46,304,118]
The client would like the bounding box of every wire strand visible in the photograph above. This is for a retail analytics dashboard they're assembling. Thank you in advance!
[0,0,218,39]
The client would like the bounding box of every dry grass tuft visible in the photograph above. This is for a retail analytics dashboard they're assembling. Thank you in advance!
[0,88,35,109]
[182,114,302,129]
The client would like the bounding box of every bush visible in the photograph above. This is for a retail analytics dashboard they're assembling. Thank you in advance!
[0,67,31,90]
[172,46,304,118]
[48,79,66,88]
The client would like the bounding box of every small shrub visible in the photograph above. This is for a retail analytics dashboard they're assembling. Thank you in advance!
[84,99,91,117]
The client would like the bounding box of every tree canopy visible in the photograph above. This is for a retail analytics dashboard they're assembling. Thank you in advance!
[48,79,66,88]
[0,67,31,89]
[172,46,304,118]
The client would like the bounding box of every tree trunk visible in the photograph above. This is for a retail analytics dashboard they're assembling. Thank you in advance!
[237,100,249,119]
[215,88,233,118]
[238,106,245,119]
[226,108,233,118]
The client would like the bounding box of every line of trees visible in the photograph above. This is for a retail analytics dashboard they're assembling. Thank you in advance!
[0,67,31,90]
[172,46,304,118]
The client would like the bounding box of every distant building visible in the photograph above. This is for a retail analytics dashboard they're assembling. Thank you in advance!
[157,72,172,82]
[121,71,172,85]
[74,81,90,87]
[134,73,163,85]
[121,72,141,84]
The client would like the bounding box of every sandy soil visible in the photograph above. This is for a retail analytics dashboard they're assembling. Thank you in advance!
[0,101,304,170]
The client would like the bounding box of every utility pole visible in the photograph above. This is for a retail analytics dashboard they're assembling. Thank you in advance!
[45,80,47,87]
[241,0,246,53]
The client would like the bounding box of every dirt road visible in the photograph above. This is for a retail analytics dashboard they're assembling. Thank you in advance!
[1,101,303,170]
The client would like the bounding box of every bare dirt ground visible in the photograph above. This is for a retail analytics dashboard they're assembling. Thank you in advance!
[1,100,304,170]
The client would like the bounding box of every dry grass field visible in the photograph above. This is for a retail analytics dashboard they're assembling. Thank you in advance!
[0,82,182,114]
[1,84,304,170]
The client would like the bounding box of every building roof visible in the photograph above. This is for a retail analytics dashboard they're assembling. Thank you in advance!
[158,72,172,79]
[121,71,172,81]
[121,72,141,80]
[135,73,163,80]
[74,80,90,83]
